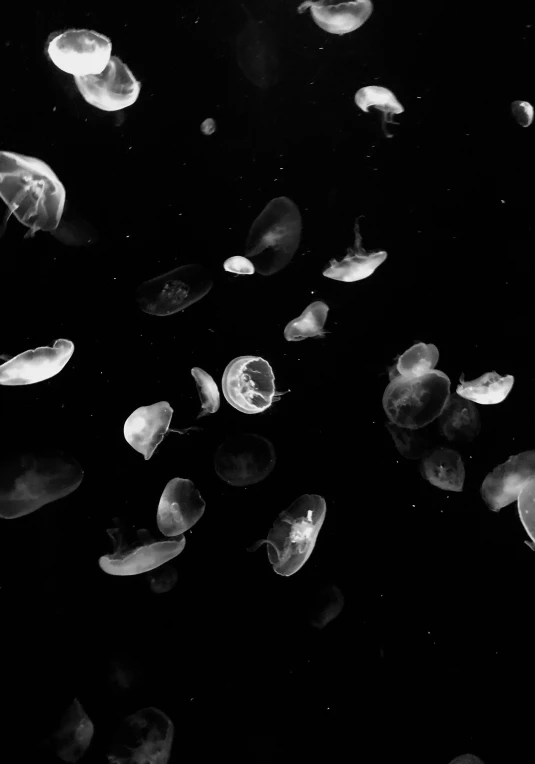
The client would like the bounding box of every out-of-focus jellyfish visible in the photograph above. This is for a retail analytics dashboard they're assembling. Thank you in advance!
[447,756,485,764]
[50,203,98,247]
[323,216,387,282]
[236,5,280,89]
[438,394,480,442]
[107,707,174,764]
[123,401,191,460]
[222,355,284,414]
[146,564,178,594]
[201,117,216,135]
[136,264,213,316]
[0,338,74,385]
[245,197,302,276]
[99,527,186,576]
[191,367,220,418]
[74,56,140,112]
[395,341,439,376]
[248,494,327,577]
[223,255,255,275]
[481,451,535,511]
[385,422,430,460]
[457,370,514,405]
[511,100,533,127]
[0,450,83,519]
[420,447,464,492]
[0,151,66,238]
[46,29,112,75]
[297,0,373,35]
[214,433,276,486]
[355,85,404,138]
[308,583,344,629]
[156,477,206,536]
[284,301,329,341]
[45,698,94,763]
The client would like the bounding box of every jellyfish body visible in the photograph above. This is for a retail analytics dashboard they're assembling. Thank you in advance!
[355,86,404,137]
[222,355,281,414]
[147,564,178,594]
[284,301,329,341]
[223,256,255,275]
[245,197,302,275]
[156,477,206,536]
[447,757,485,764]
[420,448,465,492]
[511,100,533,127]
[297,0,373,35]
[123,402,174,459]
[191,367,220,417]
[0,151,66,238]
[481,451,535,511]
[214,433,276,486]
[47,698,94,763]
[438,394,480,442]
[74,56,140,112]
[201,117,216,135]
[236,4,280,89]
[323,217,387,282]
[136,264,213,316]
[46,29,112,75]
[517,478,535,549]
[308,583,344,629]
[456,371,514,405]
[395,341,439,377]
[99,527,186,576]
[107,708,174,764]
[0,338,74,385]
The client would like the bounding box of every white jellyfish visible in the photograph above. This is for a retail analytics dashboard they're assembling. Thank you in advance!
[201,118,216,135]
[0,339,74,385]
[223,256,255,275]
[191,367,220,417]
[355,85,404,137]
[46,29,112,75]
[456,371,514,405]
[323,216,387,282]
[511,100,533,128]
[297,0,373,35]
[74,55,140,112]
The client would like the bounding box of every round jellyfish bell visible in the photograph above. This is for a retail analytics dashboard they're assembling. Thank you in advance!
[297,0,373,35]
[222,355,284,414]
[284,301,329,341]
[74,56,140,112]
[438,394,480,443]
[201,117,216,135]
[456,370,514,405]
[46,29,112,75]
[395,341,439,377]
[481,451,535,512]
[146,564,178,594]
[355,85,404,138]
[123,401,191,460]
[156,477,206,536]
[323,216,387,282]
[99,527,186,576]
[420,447,465,492]
[214,433,276,486]
[0,338,74,385]
[511,100,533,128]
[223,256,255,275]
[245,197,302,276]
[108,708,174,764]
[136,264,213,316]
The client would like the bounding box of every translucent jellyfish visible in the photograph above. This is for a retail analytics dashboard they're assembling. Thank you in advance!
[447,756,485,764]
[107,707,174,764]
[201,117,216,135]
[123,401,191,460]
[420,447,465,492]
[517,478,535,550]
[395,341,439,377]
[308,583,344,629]
[323,216,387,282]
[156,477,206,536]
[46,29,112,75]
[248,494,327,577]
[438,394,480,442]
[0,338,74,385]
[456,370,514,405]
[99,527,186,576]
[74,56,140,112]
[354,86,404,138]
[136,264,213,316]
[236,4,280,89]
[214,433,276,486]
[191,367,220,418]
[146,564,178,594]
[0,450,83,519]
[0,151,66,238]
[222,355,283,414]
[223,255,255,275]
[481,451,535,512]
[245,197,302,276]
[284,301,329,341]
[297,0,373,35]
[385,422,430,460]
[45,698,94,763]
[511,100,533,127]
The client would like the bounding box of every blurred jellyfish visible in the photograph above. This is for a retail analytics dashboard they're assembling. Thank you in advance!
[447,756,485,764]
[236,4,280,89]
[308,583,344,629]
[284,301,329,341]
[146,564,178,594]
[123,401,191,460]
[201,117,216,135]
[323,216,387,282]
[45,698,94,763]
[297,0,373,35]
[74,55,140,112]
[0,338,74,385]
[99,527,186,576]
[385,422,430,460]
[46,29,111,75]
[248,494,327,577]
[222,355,284,414]
[355,86,404,138]
[481,451,535,512]
[136,264,213,316]
[224,255,255,275]
[214,433,276,486]
[50,203,98,247]
[107,707,174,764]
[156,477,206,536]
[0,151,66,238]
[245,197,302,275]
[191,367,220,417]
[438,394,480,442]
[511,100,533,127]
[457,370,514,405]
[420,448,464,492]
[516,478,535,551]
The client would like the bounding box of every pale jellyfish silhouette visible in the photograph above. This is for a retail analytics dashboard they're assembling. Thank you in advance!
[236,4,280,89]
[355,86,404,138]
[457,370,514,405]
[511,100,533,127]
[214,433,276,486]
[420,447,464,492]
[46,29,111,75]
[222,355,283,414]
[308,583,344,629]
[45,698,94,763]
[297,0,373,35]
[201,117,216,135]
[0,450,83,519]
[245,197,302,275]
[447,756,485,764]
[438,394,480,442]
[248,494,327,577]
[99,527,186,576]
[51,203,98,247]
[107,707,174,764]
[123,401,190,460]
[323,216,387,282]
[0,151,66,238]
[146,564,178,594]
[385,421,430,460]
[136,264,213,316]
[156,477,206,536]
[223,255,255,275]
[191,367,220,418]
[0,338,74,385]
[480,450,535,512]
[74,56,140,112]
[517,479,535,551]
[284,301,329,341]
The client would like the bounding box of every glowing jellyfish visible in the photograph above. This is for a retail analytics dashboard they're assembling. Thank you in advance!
[123,401,191,460]
[222,355,283,414]
[156,477,206,536]
[191,367,220,418]
[74,56,140,112]
[457,370,514,405]
[420,447,464,492]
[354,86,404,138]
[438,394,480,442]
[284,301,329,341]
[46,29,112,75]
[395,341,439,376]
[385,422,430,460]
[511,100,533,127]
[308,583,344,629]
[248,494,327,577]
[236,4,280,89]
[45,698,94,763]
[223,255,255,275]
[0,151,66,238]
[136,264,213,316]
[201,117,216,135]
[245,197,302,276]
[107,707,174,764]
[517,478,535,550]
[147,564,178,594]
[214,433,276,486]
[297,0,373,35]
[0,338,74,385]
[99,527,186,576]
[481,451,535,512]
[323,216,387,282]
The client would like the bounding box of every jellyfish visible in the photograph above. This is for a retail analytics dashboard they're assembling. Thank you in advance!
[201,117,216,135]
[236,4,280,89]
[284,301,329,341]
[517,478,535,549]
[222,356,284,414]
[457,370,514,405]
[0,339,74,385]
[297,0,373,35]
[481,451,535,511]
[248,494,327,577]
[385,422,430,460]
[214,433,276,486]
[438,394,480,442]
[511,100,533,128]
[223,256,255,275]
[74,55,140,112]
[447,756,485,764]
[0,151,66,238]
[107,707,174,764]
[308,583,344,629]
[99,527,186,576]
[146,564,178,594]
[45,698,94,763]
[245,197,302,275]
[46,29,112,75]
[50,203,98,247]
[156,477,206,536]
[136,264,213,316]
[191,367,220,417]
[323,216,387,282]
[395,341,439,377]
[420,447,465,492]
[123,401,192,460]
[354,86,404,138]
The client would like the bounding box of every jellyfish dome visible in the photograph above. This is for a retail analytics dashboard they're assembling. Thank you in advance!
[0,338,74,385]
[74,56,140,112]
[123,402,173,459]
[481,451,535,512]
[245,197,302,275]
[99,527,186,576]
[222,356,282,414]
[511,100,534,128]
[46,29,112,75]
[395,341,439,377]
[156,477,206,536]
[297,0,373,35]
[214,433,276,486]
[355,86,404,137]
[223,256,255,275]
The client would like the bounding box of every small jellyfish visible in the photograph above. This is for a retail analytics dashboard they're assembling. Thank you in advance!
[0,338,74,385]
[323,216,387,282]
[222,355,284,414]
[308,583,344,629]
[297,0,373,35]
[156,477,206,536]
[447,756,485,764]
[456,370,514,405]
[201,117,216,135]
[45,698,94,763]
[123,401,190,460]
[136,264,213,316]
[354,85,404,138]
[284,301,329,341]
[214,433,276,486]
[517,478,535,549]
[420,447,465,492]
[46,29,112,75]
[99,527,186,576]
[395,341,439,377]
[74,55,140,112]
[248,494,327,577]
[0,151,66,238]
[511,100,533,127]
[147,564,178,594]
[385,422,430,460]
[481,450,535,511]
[223,256,255,275]
[438,394,480,442]
[107,707,174,764]
[245,197,302,276]
[191,367,220,418]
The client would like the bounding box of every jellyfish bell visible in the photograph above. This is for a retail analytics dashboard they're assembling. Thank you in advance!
[99,526,186,576]
[222,355,286,414]
[146,564,178,594]
[438,394,480,442]
[456,370,514,405]
[0,339,74,385]
[136,264,213,316]
[297,0,373,35]
[214,433,276,486]
[395,341,439,378]
[46,29,112,75]
[223,255,255,275]
[245,197,302,276]
[481,451,535,512]
[354,85,404,138]
[517,478,535,549]
[382,369,451,430]
[108,708,174,764]
[511,100,534,128]
[191,367,220,418]
[74,55,140,112]
[123,401,192,460]
[284,301,329,341]
[201,117,216,135]
[420,447,465,492]
[156,477,206,536]
[323,216,387,282]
